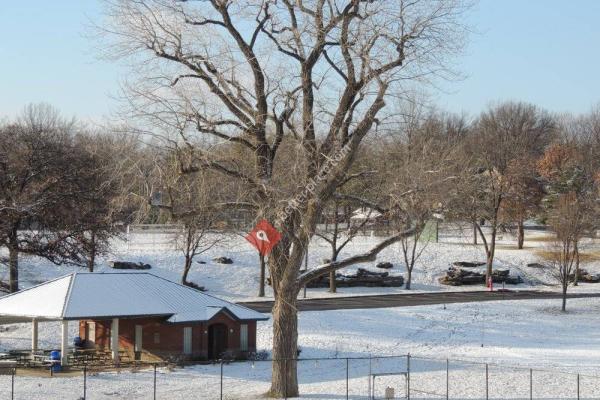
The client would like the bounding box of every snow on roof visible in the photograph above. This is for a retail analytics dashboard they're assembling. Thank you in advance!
[0,275,72,320]
[0,272,268,323]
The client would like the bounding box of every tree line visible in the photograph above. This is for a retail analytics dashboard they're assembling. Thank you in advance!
[2,101,598,302]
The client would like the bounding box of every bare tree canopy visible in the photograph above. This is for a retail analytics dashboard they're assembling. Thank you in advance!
[459,101,555,281]
[0,105,116,291]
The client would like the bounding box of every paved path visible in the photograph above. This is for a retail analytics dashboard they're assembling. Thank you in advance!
[238,290,600,313]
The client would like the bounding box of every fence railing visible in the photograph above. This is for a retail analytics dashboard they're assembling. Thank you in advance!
[1,354,599,399]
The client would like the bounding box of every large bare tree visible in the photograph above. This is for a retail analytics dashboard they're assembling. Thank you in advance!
[386,112,466,289]
[465,102,554,283]
[0,105,106,291]
[101,1,469,395]
[70,131,131,272]
[156,154,229,287]
[546,192,587,312]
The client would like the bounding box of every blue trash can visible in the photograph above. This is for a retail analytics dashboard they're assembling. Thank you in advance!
[50,350,61,373]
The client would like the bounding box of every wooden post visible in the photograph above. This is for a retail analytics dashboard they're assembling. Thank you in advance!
[31,318,38,353]
[111,318,120,364]
[61,320,69,366]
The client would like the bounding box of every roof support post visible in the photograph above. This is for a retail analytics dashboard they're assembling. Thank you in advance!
[111,318,120,365]
[31,318,38,353]
[61,320,69,366]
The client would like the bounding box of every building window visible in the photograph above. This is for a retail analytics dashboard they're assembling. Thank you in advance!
[240,324,248,352]
[154,332,160,344]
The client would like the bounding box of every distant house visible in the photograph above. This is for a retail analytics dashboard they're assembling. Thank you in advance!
[350,207,383,223]
[0,272,268,365]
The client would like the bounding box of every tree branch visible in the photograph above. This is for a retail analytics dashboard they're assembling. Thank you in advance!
[297,226,416,285]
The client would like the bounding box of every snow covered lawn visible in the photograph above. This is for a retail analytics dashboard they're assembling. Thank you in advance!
[1,297,600,399]
[2,228,600,398]
[3,228,600,302]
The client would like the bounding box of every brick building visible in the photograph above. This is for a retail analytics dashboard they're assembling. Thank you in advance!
[0,272,268,365]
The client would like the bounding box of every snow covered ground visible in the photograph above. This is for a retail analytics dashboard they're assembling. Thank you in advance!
[2,226,600,302]
[1,297,600,399]
[1,227,600,398]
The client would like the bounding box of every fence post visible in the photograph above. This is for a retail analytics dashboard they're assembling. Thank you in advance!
[577,374,580,400]
[529,369,533,400]
[446,359,449,400]
[153,363,157,400]
[11,367,14,400]
[83,365,87,400]
[220,361,224,400]
[346,358,349,400]
[407,354,411,400]
[485,363,489,400]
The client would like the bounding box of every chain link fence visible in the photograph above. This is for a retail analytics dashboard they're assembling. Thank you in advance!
[1,355,599,399]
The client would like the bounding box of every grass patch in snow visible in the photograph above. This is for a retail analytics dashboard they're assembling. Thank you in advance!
[535,249,600,263]
[526,235,556,242]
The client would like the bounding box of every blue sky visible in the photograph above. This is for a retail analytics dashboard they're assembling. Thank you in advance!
[1,0,599,121]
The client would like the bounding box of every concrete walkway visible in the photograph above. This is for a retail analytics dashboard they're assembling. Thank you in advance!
[238,290,600,313]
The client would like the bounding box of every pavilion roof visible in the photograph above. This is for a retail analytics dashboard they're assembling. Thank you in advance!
[0,272,268,324]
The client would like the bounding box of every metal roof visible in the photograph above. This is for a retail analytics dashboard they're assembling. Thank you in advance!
[0,272,268,323]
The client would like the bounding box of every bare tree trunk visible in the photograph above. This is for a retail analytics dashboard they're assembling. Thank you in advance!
[473,221,478,245]
[8,243,19,293]
[328,270,336,293]
[486,225,497,283]
[475,222,494,285]
[328,252,338,293]
[402,238,413,290]
[329,205,339,294]
[87,231,97,272]
[573,240,580,286]
[258,254,266,297]
[270,289,299,397]
[181,226,194,286]
[87,249,96,273]
[562,281,568,312]
[517,217,524,250]
[182,254,192,285]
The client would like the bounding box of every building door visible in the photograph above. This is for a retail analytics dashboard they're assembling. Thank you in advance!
[208,324,228,359]
[87,322,96,345]
[240,324,248,352]
[135,325,143,352]
[183,327,193,355]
